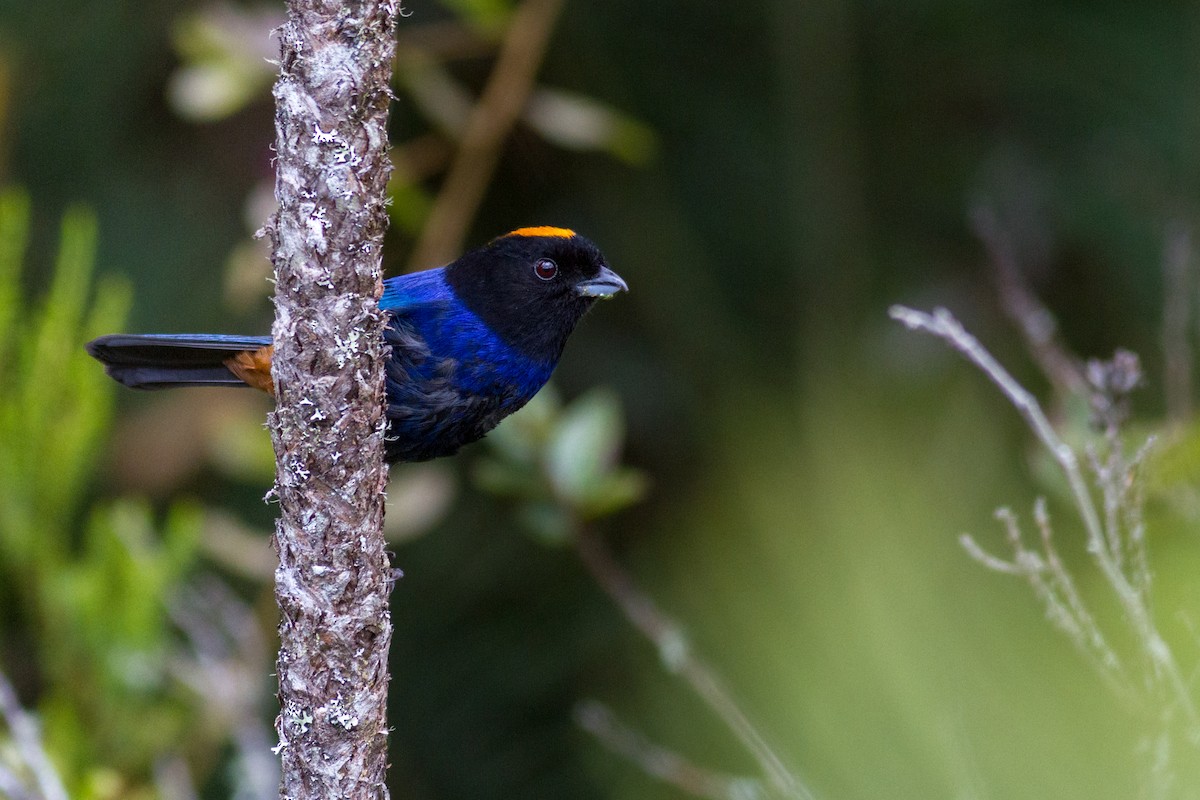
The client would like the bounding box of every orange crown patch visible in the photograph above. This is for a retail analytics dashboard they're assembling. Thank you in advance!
[505,226,576,239]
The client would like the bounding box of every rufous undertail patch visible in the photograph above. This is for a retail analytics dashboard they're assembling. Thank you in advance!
[225,345,275,395]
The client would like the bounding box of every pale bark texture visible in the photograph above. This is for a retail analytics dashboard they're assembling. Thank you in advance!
[263,2,397,798]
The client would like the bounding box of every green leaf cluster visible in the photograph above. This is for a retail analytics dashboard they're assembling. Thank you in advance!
[474,386,646,544]
[0,192,129,551]
[0,190,202,797]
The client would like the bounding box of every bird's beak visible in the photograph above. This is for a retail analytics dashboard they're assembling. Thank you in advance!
[574,265,628,299]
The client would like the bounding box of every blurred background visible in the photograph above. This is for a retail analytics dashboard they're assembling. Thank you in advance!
[3,1,1200,799]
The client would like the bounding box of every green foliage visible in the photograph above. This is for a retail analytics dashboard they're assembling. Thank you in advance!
[475,387,647,544]
[387,172,436,237]
[0,190,130,573]
[1145,421,1200,508]
[437,0,513,37]
[0,190,203,795]
[166,6,281,123]
[524,89,659,166]
[543,389,646,515]
[36,502,202,796]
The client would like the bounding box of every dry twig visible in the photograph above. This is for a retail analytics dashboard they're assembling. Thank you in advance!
[1161,223,1194,424]
[407,0,566,270]
[575,528,815,800]
[575,700,767,800]
[890,305,1197,729]
[970,205,1086,400]
[0,669,68,800]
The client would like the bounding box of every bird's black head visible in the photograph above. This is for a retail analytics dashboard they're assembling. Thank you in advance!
[445,227,627,364]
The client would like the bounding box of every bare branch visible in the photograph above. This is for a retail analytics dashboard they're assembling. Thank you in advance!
[575,700,767,800]
[890,305,1196,728]
[407,0,566,270]
[970,205,1086,399]
[265,2,397,797]
[575,528,815,800]
[1161,222,1193,424]
[0,669,68,800]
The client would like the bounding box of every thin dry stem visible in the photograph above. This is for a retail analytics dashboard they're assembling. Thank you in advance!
[1031,498,1119,676]
[970,205,1086,399]
[1161,223,1193,424]
[1087,443,1126,572]
[0,669,68,800]
[890,304,1197,728]
[574,528,815,800]
[958,532,1023,575]
[989,509,1061,630]
[977,507,1119,682]
[575,700,766,800]
[407,0,565,270]
[1125,439,1156,598]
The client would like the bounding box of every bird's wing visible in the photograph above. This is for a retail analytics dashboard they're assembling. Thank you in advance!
[380,269,454,315]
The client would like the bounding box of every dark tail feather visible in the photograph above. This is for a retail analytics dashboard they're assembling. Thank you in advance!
[86,333,272,390]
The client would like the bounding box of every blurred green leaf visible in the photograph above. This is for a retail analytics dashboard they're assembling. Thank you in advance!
[0,189,29,376]
[0,191,211,793]
[395,49,474,137]
[1146,422,1200,492]
[384,464,457,542]
[210,404,277,481]
[438,0,513,37]
[167,6,279,121]
[478,385,643,539]
[472,455,541,497]
[388,171,436,235]
[545,387,624,505]
[394,50,657,173]
[1142,422,1200,521]
[517,501,574,546]
[575,467,649,519]
[0,195,129,573]
[485,385,561,465]
[36,502,201,784]
[525,88,658,166]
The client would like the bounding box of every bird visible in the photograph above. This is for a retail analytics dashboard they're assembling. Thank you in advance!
[86,227,627,462]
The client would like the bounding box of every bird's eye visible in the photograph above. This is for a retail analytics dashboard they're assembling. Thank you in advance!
[534,258,558,281]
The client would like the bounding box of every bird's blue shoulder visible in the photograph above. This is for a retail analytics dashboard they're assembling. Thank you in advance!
[376,266,558,461]
[377,267,555,397]
[380,268,453,313]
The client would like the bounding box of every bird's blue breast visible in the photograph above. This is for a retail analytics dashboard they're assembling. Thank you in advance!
[378,269,555,460]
